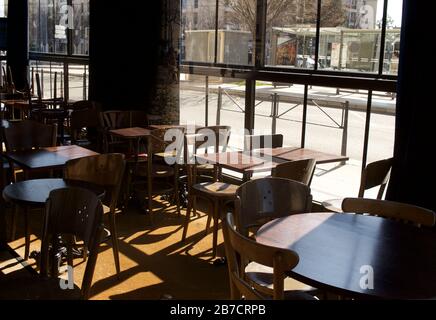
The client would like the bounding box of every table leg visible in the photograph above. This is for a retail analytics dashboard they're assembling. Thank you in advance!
[0,202,7,249]
[24,206,30,260]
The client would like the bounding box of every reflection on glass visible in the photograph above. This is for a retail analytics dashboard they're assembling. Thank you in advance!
[383,0,402,75]
[72,0,89,55]
[0,0,7,18]
[29,0,68,54]
[266,0,318,69]
[181,0,255,65]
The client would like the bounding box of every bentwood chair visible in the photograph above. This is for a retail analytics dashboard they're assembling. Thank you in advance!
[232,178,318,298]
[181,130,238,259]
[0,187,104,300]
[64,154,126,276]
[323,157,394,212]
[244,134,284,151]
[2,120,58,259]
[271,159,317,186]
[222,212,317,300]
[133,127,185,223]
[342,198,436,227]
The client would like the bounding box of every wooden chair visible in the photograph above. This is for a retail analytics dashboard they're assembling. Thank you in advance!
[244,134,283,151]
[271,159,317,186]
[64,154,126,276]
[232,177,317,298]
[341,198,436,227]
[0,187,104,300]
[99,110,131,153]
[2,119,57,153]
[2,120,58,259]
[133,127,185,223]
[180,126,232,211]
[181,129,238,258]
[234,177,312,237]
[222,212,316,300]
[323,157,394,212]
[69,106,101,151]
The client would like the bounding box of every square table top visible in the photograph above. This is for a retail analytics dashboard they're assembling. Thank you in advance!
[109,127,152,139]
[257,147,349,164]
[4,145,99,170]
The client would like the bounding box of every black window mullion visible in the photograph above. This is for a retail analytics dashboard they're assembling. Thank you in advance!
[314,0,321,71]
[378,0,389,76]
[214,0,219,64]
[255,0,267,69]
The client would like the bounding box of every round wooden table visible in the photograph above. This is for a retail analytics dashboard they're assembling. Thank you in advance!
[2,178,105,260]
[256,212,436,299]
[3,178,105,206]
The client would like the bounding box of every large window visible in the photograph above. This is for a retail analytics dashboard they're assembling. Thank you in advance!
[180,0,402,201]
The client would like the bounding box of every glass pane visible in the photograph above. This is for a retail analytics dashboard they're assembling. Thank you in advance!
[181,0,217,63]
[0,0,7,17]
[254,81,303,148]
[72,0,90,55]
[29,0,68,54]
[217,0,255,65]
[30,61,64,99]
[304,86,368,202]
[68,64,88,101]
[382,0,402,75]
[265,0,318,69]
[319,0,382,73]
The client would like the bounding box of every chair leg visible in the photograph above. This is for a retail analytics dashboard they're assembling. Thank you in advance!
[193,197,198,216]
[175,176,181,217]
[10,205,18,241]
[24,206,30,261]
[148,190,153,225]
[212,200,220,259]
[205,200,214,236]
[108,212,121,277]
[182,194,194,242]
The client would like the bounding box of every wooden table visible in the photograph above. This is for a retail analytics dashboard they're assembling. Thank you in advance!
[1,99,29,120]
[196,147,349,182]
[109,127,152,139]
[4,145,98,176]
[258,147,349,164]
[2,178,105,259]
[148,124,201,132]
[3,178,105,206]
[256,212,436,299]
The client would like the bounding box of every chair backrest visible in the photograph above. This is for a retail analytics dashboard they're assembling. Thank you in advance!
[342,198,436,227]
[195,125,231,154]
[359,157,393,199]
[271,159,317,186]
[223,212,299,300]
[235,178,312,237]
[99,110,130,130]
[40,187,104,299]
[64,154,126,210]
[2,120,57,151]
[244,134,284,151]
[149,127,185,156]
